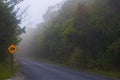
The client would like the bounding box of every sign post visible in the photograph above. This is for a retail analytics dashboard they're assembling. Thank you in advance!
[11,54,14,69]
[8,44,17,70]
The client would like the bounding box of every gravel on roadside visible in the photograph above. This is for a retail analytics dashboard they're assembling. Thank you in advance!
[6,71,27,80]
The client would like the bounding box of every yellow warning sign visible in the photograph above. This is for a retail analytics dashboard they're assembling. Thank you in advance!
[8,44,17,54]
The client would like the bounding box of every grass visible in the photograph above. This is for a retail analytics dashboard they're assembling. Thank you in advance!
[35,58,120,79]
[0,62,20,80]
[87,69,120,79]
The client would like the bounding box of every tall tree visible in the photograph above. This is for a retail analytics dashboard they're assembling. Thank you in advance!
[0,0,24,61]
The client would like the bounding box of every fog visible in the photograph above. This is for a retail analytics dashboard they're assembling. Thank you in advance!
[16,0,65,58]
[19,0,64,28]
[7,0,120,77]
[15,0,92,59]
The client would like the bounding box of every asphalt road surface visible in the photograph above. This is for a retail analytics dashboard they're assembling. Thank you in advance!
[18,59,119,80]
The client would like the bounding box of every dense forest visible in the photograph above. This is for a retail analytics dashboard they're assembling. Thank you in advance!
[31,0,120,72]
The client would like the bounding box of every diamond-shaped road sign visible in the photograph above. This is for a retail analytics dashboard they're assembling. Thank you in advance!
[8,44,17,54]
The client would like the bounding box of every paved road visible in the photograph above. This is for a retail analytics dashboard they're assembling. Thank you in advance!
[18,59,119,80]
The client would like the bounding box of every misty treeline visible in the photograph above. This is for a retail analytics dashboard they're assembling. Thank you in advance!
[0,0,25,62]
[30,0,120,71]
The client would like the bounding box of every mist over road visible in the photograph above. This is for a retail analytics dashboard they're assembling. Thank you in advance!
[18,59,118,80]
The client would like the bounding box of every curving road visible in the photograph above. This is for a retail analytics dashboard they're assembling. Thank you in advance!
[18,59,119,80]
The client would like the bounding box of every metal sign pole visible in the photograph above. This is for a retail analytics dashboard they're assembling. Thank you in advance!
[11,54,13,70]
[8,44,17,70]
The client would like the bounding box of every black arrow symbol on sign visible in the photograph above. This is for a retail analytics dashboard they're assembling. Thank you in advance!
[10,47,15,51]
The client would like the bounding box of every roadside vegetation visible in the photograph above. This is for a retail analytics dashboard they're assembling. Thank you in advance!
[0,62,20,80]
[28,0,120,78]
[0,63,13,80]
[0,0,24,79]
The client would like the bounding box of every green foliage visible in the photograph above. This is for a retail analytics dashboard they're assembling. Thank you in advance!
[0,0,24,61]
[33,0,120,73]
[0,64,13,80]
[68,48,86,68]
[105,39,120,70]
